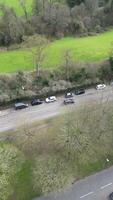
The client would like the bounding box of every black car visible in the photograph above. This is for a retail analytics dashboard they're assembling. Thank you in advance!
[15,102,28,110]
[75,89,85,95]
[64,98,75,105]
[109,192,113,200]
[65,92,73,98]
[31,99,43,106]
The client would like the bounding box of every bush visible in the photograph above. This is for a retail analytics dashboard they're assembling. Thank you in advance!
[98,64,113,81]
[109,56,113,71]
[95,25,102,33]
[69,67,87,82]
[0,60,112,107]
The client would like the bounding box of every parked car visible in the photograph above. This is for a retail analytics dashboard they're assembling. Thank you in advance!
[64,98,75,105]
[65,92,73,98]
[96,84,106,90]
[75,89,85,95]
[45,96,57,103]
[109,192,113,200]
[31,99,43,106]
[15,102,28,110]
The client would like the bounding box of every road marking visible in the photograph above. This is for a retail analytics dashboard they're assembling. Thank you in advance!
[80,192,94,199]
[100,183,112,190]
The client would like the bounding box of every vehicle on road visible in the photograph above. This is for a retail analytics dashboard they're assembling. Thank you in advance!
[15,102,28,110]
[75,89,85,95]
[96,84,106,90]
[31,99,43,106]
[45,96,57,103]
[109,192,113,200]
[65,92,73,98]
[64,98,75,105]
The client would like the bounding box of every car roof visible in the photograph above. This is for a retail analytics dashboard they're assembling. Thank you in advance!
[32,99,40,101]
[97,84,104,87]
[49,96,55,99]
[66,92,72,95]
[15,103,25,107]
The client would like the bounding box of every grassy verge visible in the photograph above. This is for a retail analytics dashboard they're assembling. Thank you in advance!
[11,160,33,200]
[0,142,26,200]
[0,29,113,73]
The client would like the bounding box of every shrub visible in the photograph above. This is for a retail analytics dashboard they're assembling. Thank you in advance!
[109,56,113,71]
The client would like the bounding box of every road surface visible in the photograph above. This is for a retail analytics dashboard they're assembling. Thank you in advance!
[34,166,113,200]
[0,86,113,133]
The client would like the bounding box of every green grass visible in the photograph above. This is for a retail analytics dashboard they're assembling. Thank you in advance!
[0,50,32,73]
[46,31,112,65]
[1,30,113,73]
[12,160,33,200]
[0,0,33,15]
[0,142,26,200]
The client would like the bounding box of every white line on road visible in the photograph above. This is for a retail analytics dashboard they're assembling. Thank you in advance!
[80,192,94,199]
[100,182,112,190]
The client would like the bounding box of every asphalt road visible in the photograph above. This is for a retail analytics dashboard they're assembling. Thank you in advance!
[0,86,113,133]
[34,166,113,200]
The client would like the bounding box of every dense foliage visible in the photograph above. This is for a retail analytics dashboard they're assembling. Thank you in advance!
[66,0,85,7]
[0,0,113,46]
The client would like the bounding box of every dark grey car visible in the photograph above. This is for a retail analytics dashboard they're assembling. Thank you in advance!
[15,102,28,110]
[64,98,75,105]
[109,192,113,200]
[31,99,43,106]
[75,89,85,95]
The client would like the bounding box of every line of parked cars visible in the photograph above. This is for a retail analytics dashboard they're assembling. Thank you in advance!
[14,84,106,110]
[14,88,85,110]
[15,96,57,110]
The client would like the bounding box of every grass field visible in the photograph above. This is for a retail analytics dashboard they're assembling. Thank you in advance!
[0,30,113,73]
[0,0,33,15]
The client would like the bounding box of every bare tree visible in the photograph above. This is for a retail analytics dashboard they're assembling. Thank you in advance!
[22,35,49,77]
[0,5,24,46]
[58,108,85,161]
[19,0,28,20]
[62,49,73,81]
[33,0,46,18]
